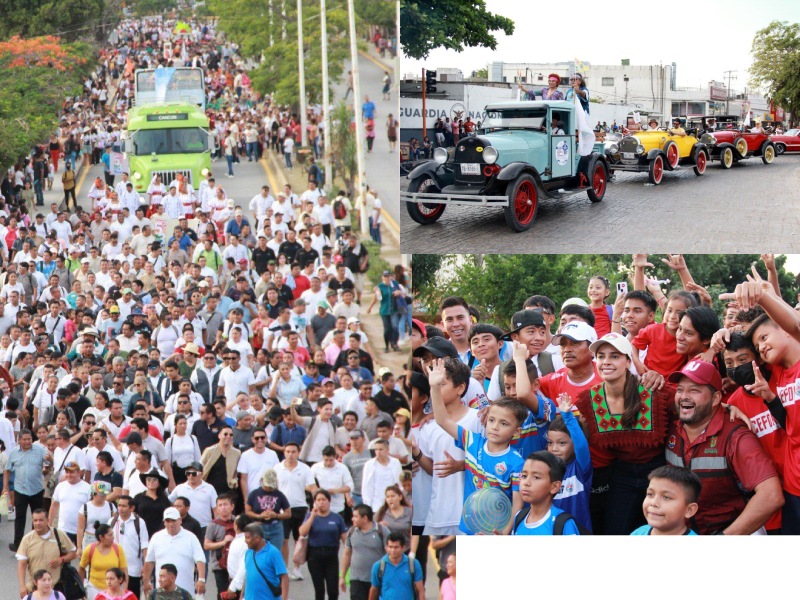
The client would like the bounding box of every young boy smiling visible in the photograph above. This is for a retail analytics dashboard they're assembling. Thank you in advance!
[631,465,701,535]
[429,357,525,535]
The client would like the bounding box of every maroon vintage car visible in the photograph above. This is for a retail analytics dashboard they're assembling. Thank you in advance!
[688,115,776,168]
[771,129,800,154]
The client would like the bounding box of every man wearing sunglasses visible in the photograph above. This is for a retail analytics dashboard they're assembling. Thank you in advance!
[169,461,218,538]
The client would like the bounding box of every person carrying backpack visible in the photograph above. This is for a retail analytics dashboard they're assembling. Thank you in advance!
[369,531,424,600]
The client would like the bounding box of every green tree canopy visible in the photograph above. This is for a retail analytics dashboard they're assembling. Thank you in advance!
[355,0,395,30]
[401,0,515,60]
[414,254,797,328]
[749,21,800,117]
[209,0,351,108]
[0,0,106,42]
[0,36,94,168]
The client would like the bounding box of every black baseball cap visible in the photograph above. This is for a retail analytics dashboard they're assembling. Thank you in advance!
[410,371,431,397]
[412,336,458,359]
[502,310,546,340]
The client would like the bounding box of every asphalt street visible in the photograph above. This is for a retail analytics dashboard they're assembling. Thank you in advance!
[400,154,800,254]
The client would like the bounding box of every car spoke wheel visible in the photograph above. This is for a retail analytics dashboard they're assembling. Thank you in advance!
[664,142,679,168]
[587,161,607,203]
[406,176,446,224]
[734,137,748,157]
[762,144,775,164]
[503,174,538,232]
[720,147,733,169]
[693,149,707,175]
[648,155,664,185]
[776,144,786,155]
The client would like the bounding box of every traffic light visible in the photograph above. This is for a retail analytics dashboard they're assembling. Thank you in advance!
[425,69,437,94]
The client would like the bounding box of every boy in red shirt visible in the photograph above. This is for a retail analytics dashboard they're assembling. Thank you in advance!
[632,290,697,377]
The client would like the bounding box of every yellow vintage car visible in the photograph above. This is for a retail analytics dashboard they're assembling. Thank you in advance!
[604,124,711,185]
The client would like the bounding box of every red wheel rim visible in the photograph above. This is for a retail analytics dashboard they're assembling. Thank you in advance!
[417,203,444,217]
[696,151,706,172]
[593,164,605,196]
[654,156,663,182]
[667,144,678,167]
[514,181,536,225]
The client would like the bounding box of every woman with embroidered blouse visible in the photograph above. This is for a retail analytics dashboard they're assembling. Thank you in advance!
[572,332,671,535]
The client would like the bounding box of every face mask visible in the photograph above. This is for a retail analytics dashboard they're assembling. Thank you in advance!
[726,363,769,389]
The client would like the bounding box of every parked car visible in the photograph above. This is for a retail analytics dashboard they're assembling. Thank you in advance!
[400,100,610,232]
[602,121,709,185]
[771,128,800,154]
[687,115,776,168]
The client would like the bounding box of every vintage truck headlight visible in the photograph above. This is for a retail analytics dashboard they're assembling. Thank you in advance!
[608,144,619,154]
[482,147,499,164]
[636,144,645,155]
[433,147,448,164]
[700,133,717,145]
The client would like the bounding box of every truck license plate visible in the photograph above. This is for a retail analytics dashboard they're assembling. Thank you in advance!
[460,163,480,175]
[622,152,635,159]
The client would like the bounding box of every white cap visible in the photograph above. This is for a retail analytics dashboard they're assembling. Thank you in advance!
[551,321,598,345]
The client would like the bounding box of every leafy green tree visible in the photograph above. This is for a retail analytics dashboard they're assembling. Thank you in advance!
[401,0,515,60]
[750,21,800,118]
[0,0,106,42]
[209,0,351,108]
[355,0,395,30]
[0,37,92,167]
[413,254,797,328]
[329,100,357,193]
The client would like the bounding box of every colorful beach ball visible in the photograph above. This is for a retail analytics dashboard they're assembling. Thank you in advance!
[462,486,512,534]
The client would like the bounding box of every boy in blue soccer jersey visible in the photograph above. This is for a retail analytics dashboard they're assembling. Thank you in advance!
[548,392,593,532]
[630,465,701,536]
[512,451,582,535]
[429,357,526,535]
[504,341,556,459]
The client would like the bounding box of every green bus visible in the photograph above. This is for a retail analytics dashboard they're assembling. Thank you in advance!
[124,102,214,193]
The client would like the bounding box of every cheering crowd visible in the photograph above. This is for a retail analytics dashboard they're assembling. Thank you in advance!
[0,12,418,600]
[411,254,800,565]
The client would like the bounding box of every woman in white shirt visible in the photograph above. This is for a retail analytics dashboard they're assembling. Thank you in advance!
[165,414,201,485]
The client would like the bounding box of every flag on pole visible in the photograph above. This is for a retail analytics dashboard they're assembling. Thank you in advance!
[574,87,595,156]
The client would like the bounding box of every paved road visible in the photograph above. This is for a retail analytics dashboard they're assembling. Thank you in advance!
[400,155,800,254]
[332,49,400,233]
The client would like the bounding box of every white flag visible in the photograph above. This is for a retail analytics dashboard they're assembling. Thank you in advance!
[573,91,595,156]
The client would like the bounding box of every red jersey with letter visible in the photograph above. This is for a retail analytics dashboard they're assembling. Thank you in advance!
[768,359,800,495]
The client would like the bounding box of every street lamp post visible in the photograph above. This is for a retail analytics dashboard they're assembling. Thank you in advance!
[346,0,369,235]
[320,0,331,190]
[297,0,308,147]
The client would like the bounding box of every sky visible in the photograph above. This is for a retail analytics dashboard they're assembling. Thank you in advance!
[402,0,800,92]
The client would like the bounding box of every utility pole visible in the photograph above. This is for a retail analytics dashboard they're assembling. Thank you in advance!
[320,0,331,190]
[422,68,427,138]
[297,0,308,147]
[347,0,368,235]
[723,70,737,114]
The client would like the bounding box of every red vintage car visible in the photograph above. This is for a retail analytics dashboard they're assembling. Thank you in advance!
[771,129,800,154]
[688,115,776,168]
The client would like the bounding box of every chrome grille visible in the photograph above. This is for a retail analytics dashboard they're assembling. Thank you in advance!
[152,169,193,187]
[619,137,639,152]
[454,138,487,185]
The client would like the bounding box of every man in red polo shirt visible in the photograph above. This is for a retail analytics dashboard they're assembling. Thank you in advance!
[665,360,783,534]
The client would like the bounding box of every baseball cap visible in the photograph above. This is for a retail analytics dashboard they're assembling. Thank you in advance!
[348,429,365,439]
[63,461,80,472]
[394,408,412,420]
[163,507,181,521]
[411,318,426,335]
[589,332,633,358]
[121,287,133,295]
[561,297,589,308]
[131,306,144,315]
[318,301,330,310]
[382,270,392,277]
[412,336,458,359]
[551,321,598,345]
[347,317,360,325]
[320,377,334,385]
[410,371,431,397]
[92,481,112,496]
[147,360,160,369]
[109,306,120,314]
[667,360,723,391]
[502,310,546,340]
[81,258,90,264]
[187,461,203,472]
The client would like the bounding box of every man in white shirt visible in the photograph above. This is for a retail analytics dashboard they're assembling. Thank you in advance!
[168,461,218,528]
[109,495,150,599]
[249,185,274,224]
[49,462,92,539]
[53,429,88,482]
[310,446,353,516]
[141,507,206,598]
[84,428,125,480]
[218,350,255,405]
[236,429,280,500]
[361,439,402,513]
[275,442,317,568]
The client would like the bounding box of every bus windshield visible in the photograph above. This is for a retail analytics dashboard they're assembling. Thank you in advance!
[131,128,209,155]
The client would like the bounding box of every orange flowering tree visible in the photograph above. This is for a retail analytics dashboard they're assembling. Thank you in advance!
[0,35,94,167]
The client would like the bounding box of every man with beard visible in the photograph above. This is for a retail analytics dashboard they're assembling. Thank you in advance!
[664,359,783,535]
